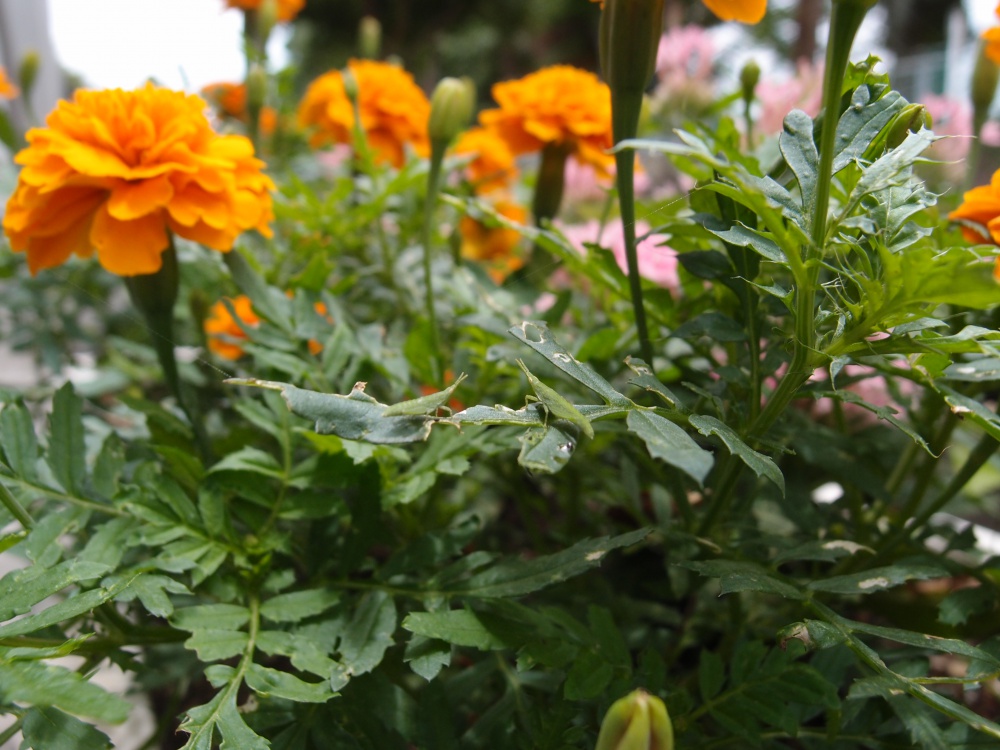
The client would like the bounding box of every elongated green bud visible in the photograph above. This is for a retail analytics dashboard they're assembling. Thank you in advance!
[18,50,39,102]
[257,0,279,42]
[598,0,665,95]
[740,59,760,106]
[428,77,476,145]
[595,690,674,750]
[973,42,1000,136]
[884,103,931,149]
[359,16,382,59]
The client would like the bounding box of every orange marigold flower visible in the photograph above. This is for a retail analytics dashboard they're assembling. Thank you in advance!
[204,295,260,360]
[460,198,527,282]
[985,4,1000,64]
[224,0,305,22]
[202,82,279,136]
[479,66,614,177]
[298,59,430,168]
[589,0,765,23]
[3,84,274,276]
[0,67,18,100]
[453,127,518,193]
[949,169,1000,281]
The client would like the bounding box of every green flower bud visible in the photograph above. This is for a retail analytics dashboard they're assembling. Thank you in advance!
[595,689,674,750]
[257,0,280,43]
[972,42,1000,135]
[598,0,666,96]
[884,102,931,149]
[358,15,382,60]
[740,59,760,106]
[246,64,268,115]
[428,77,476,145]
[18,50,39,101]
[342,68,360,103]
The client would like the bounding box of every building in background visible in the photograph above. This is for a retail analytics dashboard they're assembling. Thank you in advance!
[0,0,64,134]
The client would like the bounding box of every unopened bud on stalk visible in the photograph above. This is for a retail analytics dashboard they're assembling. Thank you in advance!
[428,77,476,145]
[972,43,1000,135]
[342,69,359,103]
[358,16,382,60]
[595,689,674,750]
[257,0,280,43]
[247,64,267,115]
[884,103,931,149]
[18,50,39,101]
[739,59,760,107]
[598,0,665,96]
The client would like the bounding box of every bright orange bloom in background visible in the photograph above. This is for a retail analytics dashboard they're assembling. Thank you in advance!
[3,84,274,276]
[589,0,765,23]
[460,199,528,282]
[948,169,1000,281]
[985,3,1000,64]
[202,82,279,136]
[298,59,430,168]
[205,295,260,360]
[0,67,18,100]
[224,0,305,22]
[453,127,518,193]
[480,66,614,176]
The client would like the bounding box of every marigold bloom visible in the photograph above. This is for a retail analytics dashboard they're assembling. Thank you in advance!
[986,4,1000,65]
[479,66,614,176]
[0,67,18,99]
[949,168,1000,281]
[460,199,527,282]
[298,59,430,167]
[202,82,278,135]
[3,84,274,276]
[453,127,518,192]
[590,0,764,23]
[205,295,260,360]
[224,0,304,22]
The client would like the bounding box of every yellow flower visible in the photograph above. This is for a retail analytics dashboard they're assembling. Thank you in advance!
[0,67,18,100]
[460,198,527,282]
[589,0,765,23]
[204,295,259,361]
[224,0,304,22]
[298,59,430,168]
[3,84,274,276]
[479,66,614,176]
[453,127,518,193]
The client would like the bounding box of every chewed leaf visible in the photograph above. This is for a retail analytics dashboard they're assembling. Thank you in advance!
[808,564,945,595]
[518,422,579,474]
[681,560,802,599]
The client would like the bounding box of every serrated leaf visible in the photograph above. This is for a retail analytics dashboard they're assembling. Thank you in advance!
[45,384,86,495]
[402,609,513,650]
[888,694,951,750]
[707,223,786,263]
[780,109,820,214]
[938,586,995,627]
[699,649,725,701]
[448,528,649,598]
[92,432,125,499]
[209,447,285,479]
[0,660,131,723]
[116,574,190,618]
[180,690,269,750]
[21,706,113,750]
[404,636,451,681]
[681,560,802,599]
[337,590,396,676]
[0,400,38,481]
[625,357,679,407]
[171,604,251,632]
[0,559,109,621]
[775,539,873,565]
[184,630,249,662]
[260,589,340,623]
[626,410,714,485]
[245,663,334,703]
[832,87,905,174]
[563,649,613,700]
[807,564,944,595]
[689,415,784,494]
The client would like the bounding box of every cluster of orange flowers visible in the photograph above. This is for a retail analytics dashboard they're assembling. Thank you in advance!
[3,84,274,276]
[589,0,765,24]
[204,295,330,360]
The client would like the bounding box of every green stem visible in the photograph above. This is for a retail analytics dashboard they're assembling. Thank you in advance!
[613,88,653,364]
[0,717,23,746]
[0,479,34,529]
[421,142,446,385]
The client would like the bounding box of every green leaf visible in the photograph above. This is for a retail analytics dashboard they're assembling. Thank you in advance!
[626,410,714,485]
[91,432,125,499]
[180,690,269,750]
[625,358,679,407]
[688,415,784,494]
[0,400,39,481]
[171,604,251,632]
[563,649,613,700]
[260,589,340,623]
[774,539,873,565]
[699,649,725,701]
[255,630,337,678]
[209,447,285,480]
[707,223,786,264]
[116,574,190,618]
[183,630,249,662]
[938,587,996,627]
[402,609,513,651]
[517,422,578,475]
[779,109,819,214]
[404,636,451,681]
[229,379,441,444]
[383,374,467,416]
[0,559,110,621]
[807,564,945,595]
[447,528,649,598]
[46,383,85,494]
[681,560,802,599]
[21,706,113,750]
[832,87,905,174]
[516,360,594,439]
[888,694,951,750]
[245,663,334,703]
[0,660,131,723]
[337,590,396,677]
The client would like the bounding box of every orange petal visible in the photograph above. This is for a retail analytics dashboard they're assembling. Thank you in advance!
[701,0,766,23]
[24,208,96,275]
[107,175,175,221]
[90,204,169,275]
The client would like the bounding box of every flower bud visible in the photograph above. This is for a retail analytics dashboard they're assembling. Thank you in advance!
[246,64,267,115]
[358,15,382,60]
[428,77,476,145]
[595,689,674,750]
[884,102,931,149]
[599,0,665,96]
[18,50,39,101]
[739,59,760,106]
[342,68,360,103]
[973,42,1000,135]
[257,0,280,42]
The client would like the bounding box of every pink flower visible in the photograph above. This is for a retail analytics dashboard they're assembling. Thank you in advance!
[655,25,715,96]
[756,59,824,137]
[559,219,679,292]
[922,94,972,165]
[562,156,651,206]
